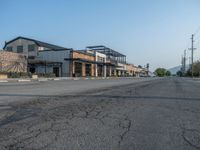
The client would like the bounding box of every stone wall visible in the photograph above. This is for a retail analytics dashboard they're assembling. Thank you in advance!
[0,51,27,72]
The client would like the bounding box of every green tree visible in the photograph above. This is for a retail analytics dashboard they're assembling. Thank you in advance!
[176,70,183,77]
[166,71,171,76]
[193,61,200,77]
[154,68,167,77]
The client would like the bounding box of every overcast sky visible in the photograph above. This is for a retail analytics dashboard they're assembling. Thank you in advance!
[0,0,200,71]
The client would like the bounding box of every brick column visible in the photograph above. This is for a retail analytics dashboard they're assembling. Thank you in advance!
[91,64,95,77]
[82,63,85,77]
[73,62,75,76]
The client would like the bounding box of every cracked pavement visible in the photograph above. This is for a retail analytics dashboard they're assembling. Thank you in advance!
[0,78,200,149]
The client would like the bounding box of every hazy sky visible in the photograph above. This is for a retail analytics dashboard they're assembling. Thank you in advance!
[0,0,200,71]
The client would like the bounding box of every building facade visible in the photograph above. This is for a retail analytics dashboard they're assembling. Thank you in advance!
[3,36,66,58]
[3,37,148,78]
[35,49,71,77]
[86,46,126,77]
[126,63,135,76]
[66,50,96,77]
[83,49,107,77]
[3,37,71,76]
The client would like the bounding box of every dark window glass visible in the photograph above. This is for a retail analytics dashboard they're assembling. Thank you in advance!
[7,46,13,52]
[17,46,23,53]
[28,44,35,52]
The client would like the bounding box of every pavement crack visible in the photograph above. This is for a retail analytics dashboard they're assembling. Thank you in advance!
[181,126,200,150]
[118,117,132,146]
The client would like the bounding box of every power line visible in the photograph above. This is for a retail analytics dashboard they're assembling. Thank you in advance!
[180,26,200,76]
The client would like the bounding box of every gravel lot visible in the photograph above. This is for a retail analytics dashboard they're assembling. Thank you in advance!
[0,77,200,150]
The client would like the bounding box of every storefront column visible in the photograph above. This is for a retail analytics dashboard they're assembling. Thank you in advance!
[109,66,112,77]
[104,65,106,78]
[91,64,95,77]
[114,69,117,76]
[95,64,98,77]
[82,63,85,77]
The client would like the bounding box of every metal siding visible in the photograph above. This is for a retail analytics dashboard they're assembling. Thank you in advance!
[4,39,37,57]
[38,50,70,77]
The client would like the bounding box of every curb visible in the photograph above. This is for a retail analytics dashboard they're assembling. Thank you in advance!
[0,80,8,83]
[0,77,146,83]
[18,79,31,82]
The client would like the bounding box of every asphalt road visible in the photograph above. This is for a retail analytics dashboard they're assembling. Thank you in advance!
[0,78,155,104]
[0,77,200,150]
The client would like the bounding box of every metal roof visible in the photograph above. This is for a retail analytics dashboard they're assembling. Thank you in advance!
[4,36,69,50]
[86,45,126,57]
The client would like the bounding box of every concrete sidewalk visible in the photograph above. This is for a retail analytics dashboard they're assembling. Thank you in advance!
[0,77,145,83]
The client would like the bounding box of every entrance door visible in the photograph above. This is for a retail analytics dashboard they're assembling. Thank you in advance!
[85,64,92,76]
[53,67,60,77]
[30,67,35,73]
[74,62,82,77]
[97,65,103,77]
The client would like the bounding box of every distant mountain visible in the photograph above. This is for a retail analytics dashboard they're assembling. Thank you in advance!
[168,66,181,75]
[168,65,189,75]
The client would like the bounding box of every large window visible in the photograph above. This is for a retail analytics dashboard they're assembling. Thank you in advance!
[97,56,104,62]
[7,46,13,52]
[17,46,23,53]
[28,44,35,52]
[74,62,82,77]
[85,64,92,76]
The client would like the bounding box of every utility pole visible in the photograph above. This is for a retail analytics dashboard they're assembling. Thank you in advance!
[180,50,187,76]
[183,50,186,73]
[191,34,194,77]
[146,63,149,76]
[188,56,191,67]
[189,34,196,77]
[181,55,184,73]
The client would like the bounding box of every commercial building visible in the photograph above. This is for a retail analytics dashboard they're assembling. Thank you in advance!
[3,37,99,77]
[3,37,72,76]
[3,36,66,58]
[66,50,96,77]
[81,49,107,77]
[35,49,71,77]
[134,66,148,77]
[3,36,148,78]
[126,63,135,76]
[86,46,126,77]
